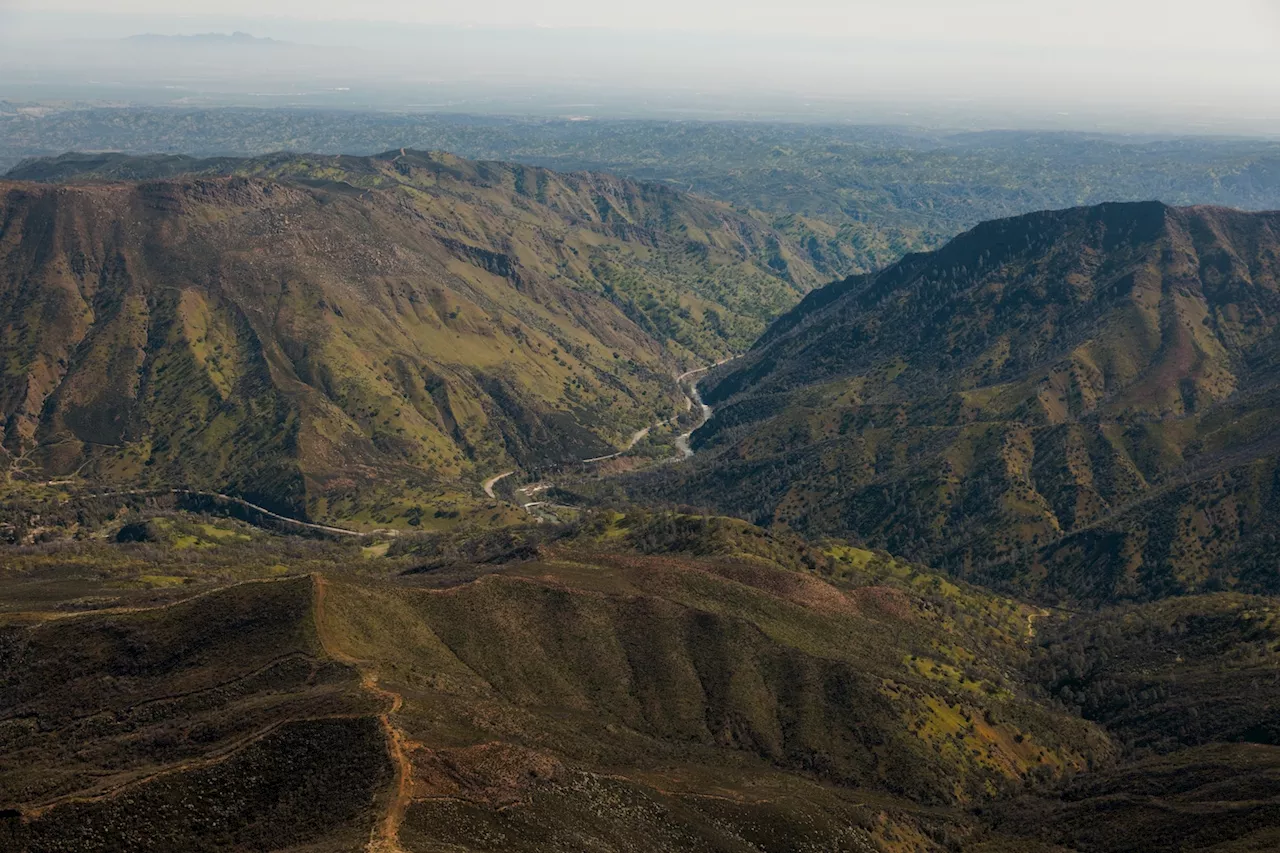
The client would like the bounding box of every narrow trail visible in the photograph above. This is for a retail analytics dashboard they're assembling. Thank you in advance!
[55,487,393,539]
[6,575,301,624]
[675,357,734,384]
[15,579,359,821]
[582,422,666,464]
[17,715,364,821]
[312,575,415,853]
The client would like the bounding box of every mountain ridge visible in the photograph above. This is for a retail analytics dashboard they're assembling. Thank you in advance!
[637,201,1280,603]
[0,150,821,527]
[5,505,1280,852]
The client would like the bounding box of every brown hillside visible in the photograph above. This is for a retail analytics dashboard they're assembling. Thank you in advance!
[0,151,819,527]
[643,202,1280,602]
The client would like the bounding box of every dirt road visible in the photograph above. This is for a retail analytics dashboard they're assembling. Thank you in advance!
[482,471,515,499]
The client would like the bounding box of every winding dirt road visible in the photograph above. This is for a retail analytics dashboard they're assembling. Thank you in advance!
[57,488,390,538]
[482,471,514,499]
[582,421,668,464]
[588,357,735,464]
[672,358,733,458]
[480,356,736,512]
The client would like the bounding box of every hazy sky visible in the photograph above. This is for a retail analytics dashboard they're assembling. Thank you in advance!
[7,0,1277,51]
[3,1,1279,133]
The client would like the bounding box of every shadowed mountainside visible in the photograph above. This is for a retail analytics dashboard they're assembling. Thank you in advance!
[4,509,1280,851]
[637,202,1280,603]
[0,512,1108,852]
[0,575,393,852]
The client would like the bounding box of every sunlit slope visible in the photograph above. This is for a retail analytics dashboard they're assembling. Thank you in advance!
[0,512,1114,852]
[309,521,1110,850]
[9,116,1280,285]
[0,151,818,525]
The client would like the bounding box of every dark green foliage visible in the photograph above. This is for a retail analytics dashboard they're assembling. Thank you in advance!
[637,202,1280,605]
[113,520,161,543]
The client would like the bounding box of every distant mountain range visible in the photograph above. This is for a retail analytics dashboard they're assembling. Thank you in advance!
[124,32,287,46]
[3,113,1279,278]
[641,201,1280,604]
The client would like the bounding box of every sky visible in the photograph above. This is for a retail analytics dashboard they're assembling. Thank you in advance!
[2,0,1279,133]
[7,0,1278,50]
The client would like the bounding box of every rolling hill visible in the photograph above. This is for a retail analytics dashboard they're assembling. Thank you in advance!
[5,140,1280,852]
[639,202,1280,603]
[0,150,820,527]
[0,509,1108,852]
[4,506,1280,852]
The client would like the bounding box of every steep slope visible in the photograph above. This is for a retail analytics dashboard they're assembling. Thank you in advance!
[0,512,1112,852]
[8,150,822,356]
[0,576,393,852]
[646,202,1280,602]
[7,504,1280,852]
[983,593,1280,852]
[0,151,819,526]
[7,111,1280,282]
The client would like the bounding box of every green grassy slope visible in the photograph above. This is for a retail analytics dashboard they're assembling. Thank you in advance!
[0,151,819,527]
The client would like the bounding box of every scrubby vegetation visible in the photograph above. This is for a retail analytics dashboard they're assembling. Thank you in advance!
[7,109,1280,281]
[0,499,1277,852]
[636,202,1280,605]
[4,120,1280,850]
[0,150,817,528]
